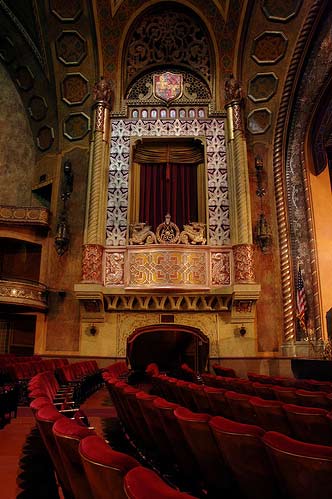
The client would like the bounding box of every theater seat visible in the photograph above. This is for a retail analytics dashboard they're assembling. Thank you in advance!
[52,416,96,499]
[209,416,281,499]
[35,407,73,499]
[263,431,332,499]
[249,397,291,435]
[283,403,332,444]
[79,435,139,499]
[174,406,236,496]
[124,466,199,499]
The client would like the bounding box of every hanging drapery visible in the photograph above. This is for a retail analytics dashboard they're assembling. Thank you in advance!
[139,162,198,230]
[134,140,202,230]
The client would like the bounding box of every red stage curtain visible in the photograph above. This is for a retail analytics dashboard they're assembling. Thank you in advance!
[139,162,198,230]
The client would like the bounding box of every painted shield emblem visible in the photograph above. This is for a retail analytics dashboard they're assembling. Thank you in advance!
[153,72,183,103]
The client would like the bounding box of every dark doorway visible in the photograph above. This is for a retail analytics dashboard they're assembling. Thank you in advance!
[126,324,209,375]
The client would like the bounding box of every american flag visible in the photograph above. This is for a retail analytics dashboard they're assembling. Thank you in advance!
[296,267,307,332]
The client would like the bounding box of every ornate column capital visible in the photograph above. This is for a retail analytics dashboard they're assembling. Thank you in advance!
[233,244,256,283]
[224,75,243,131]
[81,244,104,283]
[92,77,113,132]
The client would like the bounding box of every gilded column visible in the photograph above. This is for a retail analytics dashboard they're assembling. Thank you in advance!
[225,76,255,284]
[82,77,112,283]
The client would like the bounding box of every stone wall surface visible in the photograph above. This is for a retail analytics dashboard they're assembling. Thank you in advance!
[0,64,35,206]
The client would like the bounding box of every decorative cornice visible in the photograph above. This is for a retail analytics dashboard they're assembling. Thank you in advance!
[0,205,50,227]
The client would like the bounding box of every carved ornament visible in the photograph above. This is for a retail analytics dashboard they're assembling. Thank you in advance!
[104,251,124,286]
[0,205,49,227]
[233,244,255,283]
[129,216,206,246]
[82,244,103,283]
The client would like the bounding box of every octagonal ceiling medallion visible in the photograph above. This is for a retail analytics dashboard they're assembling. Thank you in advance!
[61,73,89,105]
[37,125,54,151]
[28,96,48,121]
[15,66,35,91]
[248,73,278,102]
[50,0,83,21]
[262,0,301,22]
[251,31,288,65]
[247,108,272,134]
[56,30,87,66]
[63,113,90,140]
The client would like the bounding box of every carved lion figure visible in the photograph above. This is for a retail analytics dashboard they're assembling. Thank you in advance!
[180,222,206,245]
[129,223,157,245]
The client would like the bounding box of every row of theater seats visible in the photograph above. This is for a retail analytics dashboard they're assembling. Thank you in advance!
[29,391,199,497]
[28,361,103,405]
[104,373,332,499]
[152,374,332,445]
[202,372,332,405]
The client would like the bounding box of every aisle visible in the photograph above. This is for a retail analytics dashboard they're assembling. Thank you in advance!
[0,387,115,499]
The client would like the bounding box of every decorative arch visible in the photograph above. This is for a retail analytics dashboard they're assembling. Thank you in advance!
[118,1,219,111]
[126,323,209,372]
[274,1,331,343]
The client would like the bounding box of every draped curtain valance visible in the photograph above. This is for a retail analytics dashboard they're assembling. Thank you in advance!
[133,140,204,164]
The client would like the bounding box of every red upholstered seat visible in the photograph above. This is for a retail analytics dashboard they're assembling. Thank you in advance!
[35,408,73,498]
[30,396,53,415]
[153,398,200,484]
[263,431,332,499]
[295,389,331,409]
[272,386,298,404]
[188,383,211,412]
[252,382,277,400]
[174,406,236,495]
[224,391,257,424]
[123,385,152,449]
[124,466,199,499]
[79,435,139,499]
[283,403,332,444]
[52,416,96,499]
[249,397,291,435]
[209,416,281,499]
[204,386,233,418]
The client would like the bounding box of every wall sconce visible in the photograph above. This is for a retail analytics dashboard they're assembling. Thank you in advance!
[55,160,74,256]
[89,324,98,336]
[239,325,247,336]
[254,156,271,253]
[255,213,272,253]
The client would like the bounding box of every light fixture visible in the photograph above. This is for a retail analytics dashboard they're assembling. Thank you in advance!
[55,160,73,256]
[254,156,271,253]
[89,324,97,336]
[239,325,247,336]
[255,213,272,253]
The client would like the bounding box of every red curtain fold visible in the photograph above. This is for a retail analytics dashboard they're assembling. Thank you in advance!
[139,162,198,231]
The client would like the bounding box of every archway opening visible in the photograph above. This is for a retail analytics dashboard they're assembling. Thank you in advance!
[126,324,209,375]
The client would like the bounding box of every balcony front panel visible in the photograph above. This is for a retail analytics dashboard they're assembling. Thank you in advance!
[0,279,48,310]
[104,246,232,291]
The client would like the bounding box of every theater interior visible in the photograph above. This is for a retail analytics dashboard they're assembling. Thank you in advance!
[1,1,332,498]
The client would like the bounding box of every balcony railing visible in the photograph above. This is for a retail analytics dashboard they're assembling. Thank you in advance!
[0,278,48,310]
[0,205,50,227]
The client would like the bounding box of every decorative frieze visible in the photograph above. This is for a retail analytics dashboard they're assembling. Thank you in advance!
[0,205,49,227]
